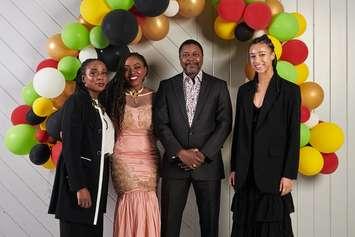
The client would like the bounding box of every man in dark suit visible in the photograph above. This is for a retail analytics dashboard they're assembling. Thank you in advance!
[154,39,232,237]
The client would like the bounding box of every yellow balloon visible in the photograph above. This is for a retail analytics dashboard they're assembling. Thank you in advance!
[214,16,236,40]
[292,12,307,37]
[267,35,282,59]
[130,25,143,44]
[33,97,54,117]
[42,157,56,170]
[310,122,344,153]
[295,63,309,85]
[40,117,49,131]
[178,0,205,18]
[80,0,111,26]
[299,146,324,176]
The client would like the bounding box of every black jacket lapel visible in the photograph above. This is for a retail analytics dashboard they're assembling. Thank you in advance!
[172,74,189,127]
[256,75,280,131]
[191,72,211,127]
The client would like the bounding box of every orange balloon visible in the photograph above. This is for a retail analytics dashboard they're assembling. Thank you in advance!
[46,34,79,61]
[300,82,324,109]
[52,81,76,109]
[245,62,255,80]
[78,15,94,30]
[141,15,169,41]
[130,25,143,44]
[265,0,284,16]
[178,0,205,18]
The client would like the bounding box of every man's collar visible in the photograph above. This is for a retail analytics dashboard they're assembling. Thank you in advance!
[182,70,203,82]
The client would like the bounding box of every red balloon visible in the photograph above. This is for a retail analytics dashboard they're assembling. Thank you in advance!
[35,129,49,143]
[280,39,308,65]
[321,153,339,174]
[36,59,58,72]
[51,142,62,166]
[11,105,31,125]
[300,105,310,123]
[243,2,272,30]
[217,0,245,22]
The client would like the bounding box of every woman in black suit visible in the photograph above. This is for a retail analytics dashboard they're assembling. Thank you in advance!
[49,59,115,237]
[229,35,301,237]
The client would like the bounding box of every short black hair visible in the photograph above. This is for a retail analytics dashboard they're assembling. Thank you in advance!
[179,39,204,56]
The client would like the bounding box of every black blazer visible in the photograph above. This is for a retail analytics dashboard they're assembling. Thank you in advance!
[231,74,301,193]
[48,89,109,225]
[154,72,232,180]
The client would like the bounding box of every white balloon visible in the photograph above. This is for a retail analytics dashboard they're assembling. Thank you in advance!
[79,46,98,63]
[304,112,319,128]
[108,71,116,82]
[33,68,65,98]
[253,30,267,39]
[164,0,179,17]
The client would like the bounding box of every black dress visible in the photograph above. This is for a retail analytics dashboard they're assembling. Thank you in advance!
[231,105,294,237]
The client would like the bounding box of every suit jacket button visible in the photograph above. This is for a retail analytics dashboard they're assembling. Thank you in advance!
[97,150,101,156]
[189,132,193,135]
[98,129,102,134]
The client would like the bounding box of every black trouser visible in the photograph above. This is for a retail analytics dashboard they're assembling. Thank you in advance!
[161,178,221,237]
[60,217,103,237]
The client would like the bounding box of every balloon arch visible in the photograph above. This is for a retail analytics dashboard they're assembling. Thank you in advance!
[4,0,344,176]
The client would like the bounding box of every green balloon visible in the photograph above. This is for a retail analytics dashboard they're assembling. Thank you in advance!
[4,124,38,155]
[90,26,109,49]
[276,60,297,83]
[58,56,81,81]
[61,22,90,50]
[300,124,310,147]
[21,82,40,106]
[106,0,134,10]
[268,13,299,42]
[211,0,219,7]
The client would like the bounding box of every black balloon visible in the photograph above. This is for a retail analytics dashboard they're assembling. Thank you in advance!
[26,109,46,125]
[102,10,138,46]
[97,45,130,71]
[235,22,254,42]
[46,109,63,141]
[135,0,169,16]
[29,144,51,165]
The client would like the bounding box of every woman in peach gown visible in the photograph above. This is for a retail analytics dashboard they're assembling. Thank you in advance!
[106,52,160,237]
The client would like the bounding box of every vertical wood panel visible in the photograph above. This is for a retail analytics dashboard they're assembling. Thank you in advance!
[330,0,348,236]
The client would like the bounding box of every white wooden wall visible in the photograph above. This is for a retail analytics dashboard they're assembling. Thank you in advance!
[0,0,354,236]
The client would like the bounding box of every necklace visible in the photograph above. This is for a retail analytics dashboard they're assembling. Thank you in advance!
[125,87,144,104]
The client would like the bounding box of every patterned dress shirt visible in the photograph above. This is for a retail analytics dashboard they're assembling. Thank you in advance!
[182,70,203,127]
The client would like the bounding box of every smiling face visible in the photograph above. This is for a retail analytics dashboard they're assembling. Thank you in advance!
[179,43,203,78]
[83,60,108,97]
[249,42,275,74]
[124,56,147,90]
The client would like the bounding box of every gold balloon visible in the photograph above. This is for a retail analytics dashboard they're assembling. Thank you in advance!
[46,34,79,61]
[130,25,143,44]
[178,0,206,18]
[141,15,169,41]
[300,82,324,109]
[78,15,94,30]
[266,0,284,16]
[245,63,255,80]
[52,81,76,109]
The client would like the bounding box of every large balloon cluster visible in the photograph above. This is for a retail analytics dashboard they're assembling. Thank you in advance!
[3,0,206,169]
[212,0,344,176]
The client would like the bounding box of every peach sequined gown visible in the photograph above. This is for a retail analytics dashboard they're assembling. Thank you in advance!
[112,91,160,237]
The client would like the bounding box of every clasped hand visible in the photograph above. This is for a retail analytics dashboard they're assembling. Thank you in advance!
[177,148,205,170]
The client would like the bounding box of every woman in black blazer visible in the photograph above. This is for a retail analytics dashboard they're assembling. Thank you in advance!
[229,35,301,237]
[48,59,115,237]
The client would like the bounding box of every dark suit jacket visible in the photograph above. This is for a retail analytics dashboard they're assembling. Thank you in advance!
[48,89,109,225]
[231,74,301,193]
[154,72,232,180]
